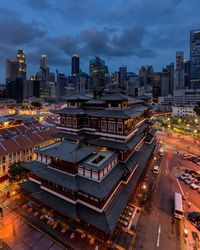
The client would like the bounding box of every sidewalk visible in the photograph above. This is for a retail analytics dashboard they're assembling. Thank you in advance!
[6,199,109,250]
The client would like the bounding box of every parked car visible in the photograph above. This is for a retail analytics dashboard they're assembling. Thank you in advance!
[188,212,200,223]
[179,173,191,181]
[190,182,200,190]
[0,207,3,218]
[184,177,196,185]
[196,222,200,231]
[185,169,196,175]
[189,156,196,161]
[193,158,200,163]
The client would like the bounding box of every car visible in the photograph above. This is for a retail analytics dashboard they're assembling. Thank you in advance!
[185,169,196,175]
[196,222,200,231]
[193,158,200,163]
[190,182,200,190]
[0,207,3,218]
[189,156,196,161]
[192,173,200,178]
[188,212,200,223]
[179,173,191,181]
[184,177,197,185]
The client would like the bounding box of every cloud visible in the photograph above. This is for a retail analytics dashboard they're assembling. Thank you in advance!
[24,0,51,10]
[0,7,45,46]
[77,26,156,58]
[28,46,70,67]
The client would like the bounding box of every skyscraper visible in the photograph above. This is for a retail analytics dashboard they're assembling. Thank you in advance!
[183,60,190,88]
[190,29,200,88]
[175,51,184,90]
[71,54,80,76]
[40,55,47,69]
[5,60,19,79]
[16,49,26,79]
[119,66,127,89]
[89,57,108,97]
[164,63,174,94]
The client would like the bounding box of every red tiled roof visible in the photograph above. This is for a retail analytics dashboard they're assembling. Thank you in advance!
[3,139,22,154]
[0,144,7,156]
[15,135,34,148]
[15,125,27,133]
[0,129,12,137]
[0,124,58,155]
[28,133,44,145]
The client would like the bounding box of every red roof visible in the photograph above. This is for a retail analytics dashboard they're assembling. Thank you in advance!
[28,133,44,145]
[0,144,7,156]
[15,135,34,148]
[3,139,22,154]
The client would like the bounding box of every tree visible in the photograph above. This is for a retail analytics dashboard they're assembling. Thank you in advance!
[194,102,200,117]
[8,162,30,181]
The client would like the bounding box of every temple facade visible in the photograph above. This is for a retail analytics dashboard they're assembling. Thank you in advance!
[21,93,156,235]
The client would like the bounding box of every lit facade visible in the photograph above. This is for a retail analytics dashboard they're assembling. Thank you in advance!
[0,120,58,183]
[17,49,26,79]
[21,93,156,235]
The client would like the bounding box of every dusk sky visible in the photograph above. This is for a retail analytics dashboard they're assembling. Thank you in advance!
[0,0,200,82]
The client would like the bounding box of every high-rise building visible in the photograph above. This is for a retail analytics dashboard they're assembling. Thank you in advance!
[183,60,190,88]
[40,55,47,69]
[190,29,200,89]
[165,63,174,95]
[89,57,108,97]
[175,51,184,90]
[119,66,127,88]
[160,71,170,97]
[6,77,24,102]
[16,49,26,79]
[113,71,119,84]
[71,54,80,76]
[56,71,67,99]
[152,74,161,102]
[139,65,154,87]
[5,60,19,79]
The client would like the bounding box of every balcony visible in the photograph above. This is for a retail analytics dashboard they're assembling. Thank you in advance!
[41,182,76,201]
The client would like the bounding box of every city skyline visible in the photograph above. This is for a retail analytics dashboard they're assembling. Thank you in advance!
[0,0,200,82]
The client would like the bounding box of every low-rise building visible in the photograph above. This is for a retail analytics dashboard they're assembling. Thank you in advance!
[172,105,197,117]
[0,119,58,185]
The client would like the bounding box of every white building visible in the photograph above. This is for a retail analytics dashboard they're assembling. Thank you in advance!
[172,105,196,117]
[173,89,200,105]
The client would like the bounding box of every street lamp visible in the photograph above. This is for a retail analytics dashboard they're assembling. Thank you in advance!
[141,184,147,190]
[184,228,188,237]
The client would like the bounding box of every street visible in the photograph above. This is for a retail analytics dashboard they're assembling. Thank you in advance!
[134,153,181,250]
[157,131,200,157]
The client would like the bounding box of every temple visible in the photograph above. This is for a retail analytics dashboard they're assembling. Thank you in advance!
[21,93,156,235]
